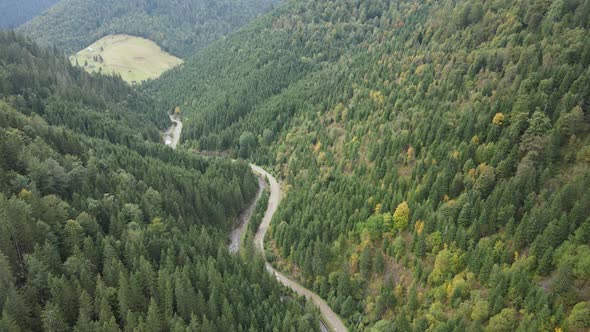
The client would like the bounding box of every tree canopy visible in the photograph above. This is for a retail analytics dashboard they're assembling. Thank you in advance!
[18,0,279,57]
[147,0,590,329]
[0,31,319,331]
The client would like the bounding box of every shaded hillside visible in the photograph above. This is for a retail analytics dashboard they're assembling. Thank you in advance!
[148,0,590,330]
[19,0,278,57]
[0,0,60,29]
[0,32,318,331]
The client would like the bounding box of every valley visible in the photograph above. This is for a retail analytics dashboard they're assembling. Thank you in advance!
[163,115,347,331]
[2,0,589,330]
[148,0,590,330]
[0,31,319,332]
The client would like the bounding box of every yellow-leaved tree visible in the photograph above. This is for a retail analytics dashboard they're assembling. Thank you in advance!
[393,201,410,232]
[492,112,505,126]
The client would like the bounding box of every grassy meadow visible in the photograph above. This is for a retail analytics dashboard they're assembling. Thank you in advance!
[70,34,182,84]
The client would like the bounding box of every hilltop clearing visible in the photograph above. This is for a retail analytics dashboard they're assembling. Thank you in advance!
[70,34,182,84]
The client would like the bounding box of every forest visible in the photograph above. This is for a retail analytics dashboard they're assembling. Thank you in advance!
[0,0,59,29]
[148,0,590,330]
[18,0,278,57]
[0,31,319,331]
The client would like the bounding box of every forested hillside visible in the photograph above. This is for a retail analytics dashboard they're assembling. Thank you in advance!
[149,0,590,330]
[0,32,319,331]
[0,0,60,29]
[18,0,278,57]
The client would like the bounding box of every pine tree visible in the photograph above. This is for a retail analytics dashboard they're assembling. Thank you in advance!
[175,271,198,322]
[41,302,68,332]
[145,298,162,332]
[0,308,21,332]
[117,272,130,321]
[3,285,31,330]
[0,252,14,312]
[75,290,94,332]
[360,246,372,277]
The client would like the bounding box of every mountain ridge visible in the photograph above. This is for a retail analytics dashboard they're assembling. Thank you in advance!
[18,0,279,57]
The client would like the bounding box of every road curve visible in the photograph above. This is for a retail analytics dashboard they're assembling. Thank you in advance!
[250,165,348,332]
[164,114,182,149]
[163,119,347,331]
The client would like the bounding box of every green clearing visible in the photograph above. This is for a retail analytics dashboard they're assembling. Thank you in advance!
[70,34,182,84]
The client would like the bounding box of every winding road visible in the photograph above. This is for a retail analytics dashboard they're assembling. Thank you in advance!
[164,114,182,148]
[250,165,347,332]
[164,118,347,332]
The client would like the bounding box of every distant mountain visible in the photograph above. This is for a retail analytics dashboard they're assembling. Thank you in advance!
[147,0,590,330]
[18,0,278,57]
[0,0,60,29]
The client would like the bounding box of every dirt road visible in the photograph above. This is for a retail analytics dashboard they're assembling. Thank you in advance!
[164,114,182,148]
[164,118,347,331]
[250,165,348,332]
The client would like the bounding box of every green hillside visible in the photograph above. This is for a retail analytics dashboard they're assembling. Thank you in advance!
[148,0,590,330]
[18,0,278,58]
[0,32,318,331]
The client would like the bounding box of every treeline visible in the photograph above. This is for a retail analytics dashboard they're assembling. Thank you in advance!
[149,0,590,330]
[0,31,319,331]
[0,0,60,29]
[18,0,278,57]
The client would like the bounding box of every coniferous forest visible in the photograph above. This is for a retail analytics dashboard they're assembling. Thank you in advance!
[148,0,590,330]
[0,31,318,331]
[0,0,60,29]
[18,0,278,57]
[1,0,590,331]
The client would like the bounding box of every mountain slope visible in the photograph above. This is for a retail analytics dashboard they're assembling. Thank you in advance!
[0,32,319,331]
[0,0,60,29]
[18,0,278,57]
[149,0,590,330]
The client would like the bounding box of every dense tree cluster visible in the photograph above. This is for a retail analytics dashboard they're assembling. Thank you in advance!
[18,0,278,57]
[0,32,319,331]
[146,0,379,153]
[150,0,590,330]
[0,0,59,29]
